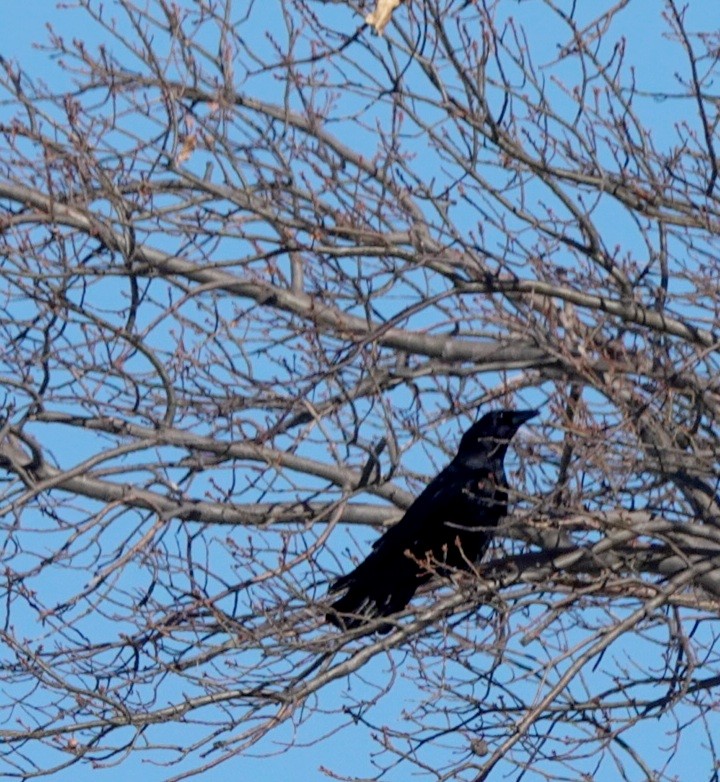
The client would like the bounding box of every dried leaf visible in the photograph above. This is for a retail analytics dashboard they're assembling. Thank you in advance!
[365,0,403,35]
[176,134,197,164]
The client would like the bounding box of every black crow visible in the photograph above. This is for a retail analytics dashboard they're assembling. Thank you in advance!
[327,409,538,631]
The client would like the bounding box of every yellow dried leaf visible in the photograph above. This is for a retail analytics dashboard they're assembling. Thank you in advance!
[365,0,403,35]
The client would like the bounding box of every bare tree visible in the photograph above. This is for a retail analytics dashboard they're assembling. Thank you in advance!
[1,1,719,779]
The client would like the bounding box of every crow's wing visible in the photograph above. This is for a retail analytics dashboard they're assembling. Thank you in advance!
[368,462,503,559]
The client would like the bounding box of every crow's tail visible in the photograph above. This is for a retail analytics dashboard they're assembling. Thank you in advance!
[326,559,423,633]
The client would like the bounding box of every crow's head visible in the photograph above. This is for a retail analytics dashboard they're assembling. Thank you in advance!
[456,409,538,462]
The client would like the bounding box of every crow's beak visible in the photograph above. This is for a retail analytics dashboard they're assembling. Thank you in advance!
[513,409,539,425]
